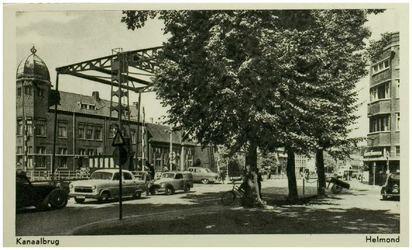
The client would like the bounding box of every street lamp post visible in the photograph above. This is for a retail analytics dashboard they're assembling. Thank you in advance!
[169,123,173,171]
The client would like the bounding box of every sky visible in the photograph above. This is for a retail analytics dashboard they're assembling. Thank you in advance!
[14,6,400,138]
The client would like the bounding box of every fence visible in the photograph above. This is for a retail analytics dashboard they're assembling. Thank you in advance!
[28,170,89,182]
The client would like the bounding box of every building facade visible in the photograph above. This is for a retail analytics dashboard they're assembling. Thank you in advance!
[363,32,400,185]
[16,47,213,179]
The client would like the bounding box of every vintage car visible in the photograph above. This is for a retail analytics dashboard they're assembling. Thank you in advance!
[152,171,193,195]
[69,169,147,203]
[187,167,219,184]
[16,173,68,210]
[381,172,400,200]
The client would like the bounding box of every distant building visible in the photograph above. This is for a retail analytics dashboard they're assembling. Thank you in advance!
[15,46,213,178]
[363,32,400,185]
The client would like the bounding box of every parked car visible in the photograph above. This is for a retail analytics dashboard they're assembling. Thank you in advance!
[187,167,219,184]
[16,173,68,210]
[381,172,400,200]
[152,171,193,195]
[69,169,148,203]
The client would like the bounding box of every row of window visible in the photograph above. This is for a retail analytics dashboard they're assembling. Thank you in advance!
[372,59,390,75]
[17,86,45,97]
[369,113,400,133]
[17,118,140,143]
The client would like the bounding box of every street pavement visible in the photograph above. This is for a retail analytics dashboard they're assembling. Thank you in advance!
[71,178,400,235]
[15,178,400,236]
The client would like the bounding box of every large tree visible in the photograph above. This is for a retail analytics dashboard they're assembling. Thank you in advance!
[122,9,382,203]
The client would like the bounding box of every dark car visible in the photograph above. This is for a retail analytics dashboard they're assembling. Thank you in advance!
[16,174,68,210]
[381,172,400,200]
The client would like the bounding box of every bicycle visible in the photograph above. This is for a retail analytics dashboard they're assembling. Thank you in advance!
[221,184,245,205]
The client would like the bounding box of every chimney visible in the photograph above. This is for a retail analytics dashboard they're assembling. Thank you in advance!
[92,91,100,101]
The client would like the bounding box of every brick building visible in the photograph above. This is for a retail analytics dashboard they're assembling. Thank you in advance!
[16,46,214,178]
[363,32,400,185]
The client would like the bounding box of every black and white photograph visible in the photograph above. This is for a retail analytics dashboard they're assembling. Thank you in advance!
[3,2,409,248]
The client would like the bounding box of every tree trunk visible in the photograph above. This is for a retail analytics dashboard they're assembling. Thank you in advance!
[286,148,298,202]
[242,142,264,206]
[316,148,326,196]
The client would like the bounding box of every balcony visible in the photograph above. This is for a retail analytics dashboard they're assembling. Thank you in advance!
[367,132,391,147]
[368,99,391,116]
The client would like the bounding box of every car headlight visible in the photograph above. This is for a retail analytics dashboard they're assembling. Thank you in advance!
[92,185,97,191]
[161,183,165,188]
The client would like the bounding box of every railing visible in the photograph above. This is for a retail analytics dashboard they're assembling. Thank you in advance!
[28,170,89,182]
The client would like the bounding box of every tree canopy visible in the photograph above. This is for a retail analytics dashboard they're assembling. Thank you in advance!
[122,9,378,156]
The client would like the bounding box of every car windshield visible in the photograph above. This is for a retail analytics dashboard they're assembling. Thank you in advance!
[90,172,113,180]
[161,173,176,179]
[204,168,212,173]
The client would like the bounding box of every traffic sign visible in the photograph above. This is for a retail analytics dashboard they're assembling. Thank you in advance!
[112,130,126,147]
[113,147,128,165]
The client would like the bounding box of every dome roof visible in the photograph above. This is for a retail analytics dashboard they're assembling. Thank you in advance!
[16,46,50,83]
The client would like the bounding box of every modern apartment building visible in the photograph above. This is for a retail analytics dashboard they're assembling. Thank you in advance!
[364,32,400,185]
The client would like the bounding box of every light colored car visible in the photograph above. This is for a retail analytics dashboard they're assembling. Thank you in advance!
[153,171,193,195]
[187,167,219,184]
[69,169,147,203]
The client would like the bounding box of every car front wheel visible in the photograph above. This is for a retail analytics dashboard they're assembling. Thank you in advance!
[201,179,209,184]
[48,189,68,209]
[98,192,110,203]
[165,186,174,195]
[133,191,142,199]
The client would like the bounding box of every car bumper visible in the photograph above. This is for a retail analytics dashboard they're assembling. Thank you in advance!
[69,192,100,199]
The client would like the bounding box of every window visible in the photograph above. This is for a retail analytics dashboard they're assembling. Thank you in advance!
[131,130,136,144]
[396,146,400,156]
[395,79,400,98]
[58,157,67,168]
[17,87,22,97]
[94,126,102,140]
[36,155,46,168]
[58,121,67,138]
[17,120,23,135]
[17,147,23,154]
[79,149,86,155]
[36,120,46,136]
[24,86,32,95]
[37,147,46,154]
[86,126,93,139]
[396,113,400,130]
[372,59,390,74]
[370,82,390,102]
[78,124,85,139]
[370,115,390,132]
[26,120,33,136]
[80,103,96,110]
[123,173,133,180]
[109,124,119,138]
[122,126,128,138]
[58,148,67,155]
[87,149,95,156]
[38,89,44,97]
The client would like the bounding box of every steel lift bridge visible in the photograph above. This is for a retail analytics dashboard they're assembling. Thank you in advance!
[53,46,162,219]
[51,46,162,179]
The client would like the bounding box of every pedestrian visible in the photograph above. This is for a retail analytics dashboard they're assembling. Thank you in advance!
[219,169,226,184]
[146,162,155,180]
[267,167,272,180]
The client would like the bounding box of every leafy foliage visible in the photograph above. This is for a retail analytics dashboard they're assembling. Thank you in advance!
[366,32,394,63]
